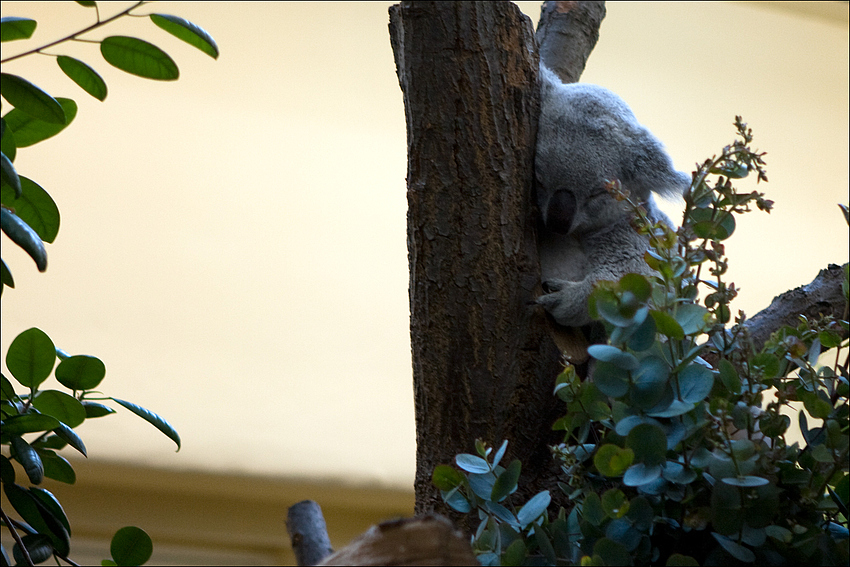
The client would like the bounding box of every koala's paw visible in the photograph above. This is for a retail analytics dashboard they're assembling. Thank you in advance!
[538,279,592,327]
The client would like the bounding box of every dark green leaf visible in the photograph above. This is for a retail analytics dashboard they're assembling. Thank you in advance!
[594,444,634,477]
[593,537,631,566]
[676,304,709,335]
[2,412,60,435]
[56,56,107,101]
[535,528,557,565]
[6,327,55,388]
[1,257,14,295]
[100,36,179,80]
[666,554,700,566]
[37,449,75,484]
[619,273,652,302]
[13,534,53,565]
[443,486,470,513]
[601,489,629,519]
[491,459,521,502]
[503,538,527,567]
[2,176,60,242]
[110,526,153,566]
[592,361,629,398]
[11,436,43,484]
[432,465,464,491]
[3,97,77,147]
[51,421,87,457]
[627,312,656,352]
[711,532,755,563]
[626,423,667,466]
[30,487,71,535]
[112,398,181,450]
[55,355,106,390]
[150,14,219,59]
[0,73,66,124]
[1,17,37,42]
[455,453,489,474]
[718,358,741,394]
[33,390,86,428]
[1,150,21,197]
[0,454,15,484]
[82,400,117,418]
[3,483,53,538]
[0,207,47,272]
[630,356,669,409]
[517,490,550,528]
[582,492,606,526]
[1,371,18,401]
[1,117,17,161]
[75,1,97,6]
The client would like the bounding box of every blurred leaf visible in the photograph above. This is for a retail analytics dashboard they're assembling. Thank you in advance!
[55,355,106,390]
[1,17,37,42]
[666,554,700,566]
[0,454,15,484]
[56,56,108,101]
[112,398,181,450]
[4,97,77,147]
[2,176,60,242]
[721,476,769,488]
[1,258,15,295]
[1,117,17,161]
[711,532,755,563]
[150,14,219,59]
[33,390,86,427]
[588,345,638,370]
[619,273,652,302]
[13,534,53,565]
[718,358,741,394]
[75,1,97,6]
[594,444,634,477]
[601,489,629,519]
[37,449,76,484]
[0,73,66,124]
[82,400,117,418]
[0,207,47,272]
[1,150,21,197]
[110,526,153,566]
[6,327,55,388]
[622,463,662,487]
[11,435,43,484]
[626,423,667,467]
[630,356,669,409]
[100,36,178,80]
[650,310,684,339]
[676,304,709,335]
[592,361,629,398]
[593,537,631,566]
[432,465,464,491]
[678,363,714,403]
[30,487,71,535]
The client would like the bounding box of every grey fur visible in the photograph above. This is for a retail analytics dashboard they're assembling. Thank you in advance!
[535,64,689,327]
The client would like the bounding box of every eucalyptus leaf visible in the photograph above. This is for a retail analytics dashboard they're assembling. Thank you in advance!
[491,459,521,502]
[677,363,714,403]
[516,490,550,528]
[456,453,490,474]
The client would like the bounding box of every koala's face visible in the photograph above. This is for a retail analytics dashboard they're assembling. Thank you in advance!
[538,184,631,236]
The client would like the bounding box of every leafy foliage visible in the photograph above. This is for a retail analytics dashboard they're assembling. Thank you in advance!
[436,119,850,565]
[1,3,217,565]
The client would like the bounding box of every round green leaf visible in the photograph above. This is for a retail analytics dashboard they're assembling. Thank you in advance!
[0,73,66,124]
[630,356,670,409]
[622,463,662,487]
[111,526,153,567]
[112,397,181,450]
[678,363,714,403]
[1,117,17,161]
[718,358,741,394]
[650,310,684,339]
[432,465,464,491]
[33,390,86,428]
[13,534,53,565]
[3,97,78,147]
[2,176,61,243]
[593,537,631,566]
[627,312,657,352]
[601,489,629,519]
[592,361,630,398]
[6,327,56,388]
[37,449,76,484]
[619,273,652,302]
[626,423,667,466]
[1,17,37,42]
[56,56,107,101]
[0,455,15,484]
[100,36,179,80]
[0,207,47,272]
[150,14,219,59]
[55,354,106,390]
[594,444,634,477]
[588,345,639,370]
[675,304,709,335]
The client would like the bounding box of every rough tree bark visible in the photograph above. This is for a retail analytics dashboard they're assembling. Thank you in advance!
[388,0,606,519]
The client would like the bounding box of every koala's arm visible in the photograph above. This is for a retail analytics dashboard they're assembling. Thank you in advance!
[538,221,652,327]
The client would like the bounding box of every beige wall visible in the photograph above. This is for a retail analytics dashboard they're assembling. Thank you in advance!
[1,2,848,562]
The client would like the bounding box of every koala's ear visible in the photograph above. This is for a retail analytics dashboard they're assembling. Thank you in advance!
[545,189,576,234]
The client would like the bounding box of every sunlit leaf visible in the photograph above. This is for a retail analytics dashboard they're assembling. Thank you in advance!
[455,453,489,474]
[6,327,55,388]
[57,56,107,101]
[432,465,464,491]
[150,14,219,59]
[594,444,634,477]
[0,73,66,124]
[100,36,179,80]
[1,17,37,42]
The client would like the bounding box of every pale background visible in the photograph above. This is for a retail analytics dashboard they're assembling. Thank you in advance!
[2,0,848,490]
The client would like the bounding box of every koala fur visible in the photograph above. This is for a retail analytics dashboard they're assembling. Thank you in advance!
[535,64,690,327]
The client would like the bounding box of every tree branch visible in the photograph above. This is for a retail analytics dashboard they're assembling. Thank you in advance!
[286,500,333,566]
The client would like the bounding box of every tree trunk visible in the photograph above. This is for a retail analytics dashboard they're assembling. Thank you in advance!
[388,1,605,519]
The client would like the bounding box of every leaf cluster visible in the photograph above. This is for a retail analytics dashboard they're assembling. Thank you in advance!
[1,3,218,565]
[435,119,850,565]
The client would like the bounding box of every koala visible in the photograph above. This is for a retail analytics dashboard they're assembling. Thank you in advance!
[535,64,690,327]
